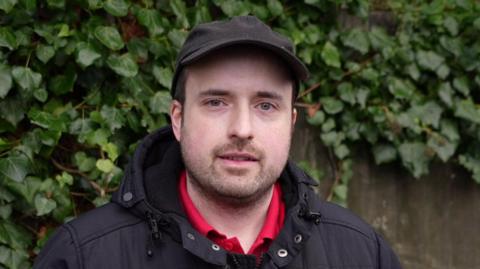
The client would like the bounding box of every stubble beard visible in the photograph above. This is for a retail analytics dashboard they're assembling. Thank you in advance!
[180,137,290,209]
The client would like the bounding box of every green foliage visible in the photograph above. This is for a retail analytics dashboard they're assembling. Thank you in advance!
[0,0,479,267]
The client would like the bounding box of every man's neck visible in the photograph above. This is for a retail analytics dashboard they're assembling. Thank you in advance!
[186,177,274,252]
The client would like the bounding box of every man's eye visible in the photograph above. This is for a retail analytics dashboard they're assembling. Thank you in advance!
[258,102,274,111]
[206,99,224,106]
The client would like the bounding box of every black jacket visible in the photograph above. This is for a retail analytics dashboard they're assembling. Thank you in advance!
[34,126,402,269]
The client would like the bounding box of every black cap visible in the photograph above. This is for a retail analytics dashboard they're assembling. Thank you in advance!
[171,16,309,97]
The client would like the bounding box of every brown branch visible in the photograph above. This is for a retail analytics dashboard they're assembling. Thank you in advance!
[51,158,104,196]
[297,82,322,99]
[297,55,375,100]
[294,102,320,108]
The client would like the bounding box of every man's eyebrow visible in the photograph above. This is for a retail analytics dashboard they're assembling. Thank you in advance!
[198,89,230,97]
[256,91,283,101]
[198,89,284,100]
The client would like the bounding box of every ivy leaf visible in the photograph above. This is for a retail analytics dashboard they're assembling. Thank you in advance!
[307,111,325,126]
[0,219,31,250]
[459,154,480,184]
[416,50,444,71]
[152,66,173,88]
[149,91,172,115]
[46,0,65,9]
[218,0,250,17]
[267,0,283,16]
[427,134,456,162]
[321,118,335,132]
[355,88,369,109]
[398,142,430,178]
[101,143,119,161]
[321,41,341,68]
[11,66,42,90]
[436,63,450,79]
[333,185,347,201]
[454,99,480,124]
[372,144,397,164]
[0,0,18,13]
[0,27,17,50]
[440,119,459,142]
[320,131,344,146]
[168,29,188,49]
[69,118,94,143]
[49,68,77,95]
[55,172,73,188]
[87,0,102,9]
[0,154,30,183]
[37,129,61,147]
[74,152,96,172]
[474,17,480,30]
[35,44,55,64]
[334,144,349,159]
[100,105,125,132]
[107,53,139,78]
[170,0,189,28]
[411,101,443,128]
[0,246,29,269]
[104,0,130,17]
[321,97,344,114]
[33,88,48,102]
[34,194,57,216]
[96,159,114,173]
[0,65,12,99]
[135,8,164,37]
[437,82,453,107]
[443,16,458,36]
[94,26,124,51]
[453,76,469,96]
[368,26,394,49]
[0,186,15,202]
[388,77,415,100]
[76,43,101,68]
[0,97,25,126]
[338,82,355,105]
[406,64,420,81]
[439,36,462,57]
[342,29,369,54]
[28,109,67,131]
[0,205,12,219]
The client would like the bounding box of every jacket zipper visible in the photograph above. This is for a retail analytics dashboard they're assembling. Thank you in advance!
[146,211,161,240]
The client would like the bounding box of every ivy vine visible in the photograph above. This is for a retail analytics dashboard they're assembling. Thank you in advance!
[0,0,479,268]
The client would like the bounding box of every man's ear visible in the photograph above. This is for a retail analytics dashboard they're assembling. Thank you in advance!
[170,100,182,141]
[292,107,297,126]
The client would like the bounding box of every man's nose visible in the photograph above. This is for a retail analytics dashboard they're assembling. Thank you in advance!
[228,105,254,140]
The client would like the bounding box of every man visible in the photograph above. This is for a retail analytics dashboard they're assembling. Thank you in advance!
[34,16,401,268]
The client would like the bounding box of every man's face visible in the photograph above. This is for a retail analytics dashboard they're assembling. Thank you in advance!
[170,48,296,205]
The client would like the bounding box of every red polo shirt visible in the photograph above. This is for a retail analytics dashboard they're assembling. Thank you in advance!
[178,171,285,258]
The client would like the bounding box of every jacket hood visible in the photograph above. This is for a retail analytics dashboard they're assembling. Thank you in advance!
[112,126,181,214]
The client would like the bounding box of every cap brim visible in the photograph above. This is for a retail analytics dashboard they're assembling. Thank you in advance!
[180,38,309,81]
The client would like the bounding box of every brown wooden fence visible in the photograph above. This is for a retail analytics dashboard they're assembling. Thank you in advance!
[291,112,480,269]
